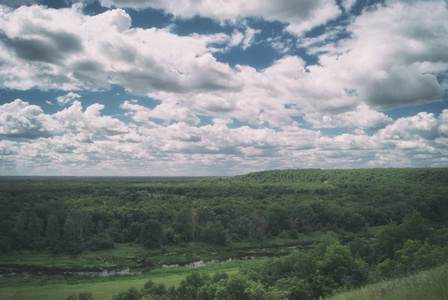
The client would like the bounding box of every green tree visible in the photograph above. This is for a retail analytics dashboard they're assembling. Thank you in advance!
[400,210,432,242]
[113,287,140,300]
[63,214,76,243]
[349,237,372,262]
[243,280,270,299]
[316,241,357,286]
[12,215,28,249]
[199,221,229,246]
[79,292,94,300]
[125,222,142,243]
[373,222,404,261]
[275,277,313,300]
[214,274,249,300]
[142,280,168,299]
[28,214,44,240]
[63,213,86,254]
[162,227,176,245]
[177,272,211,300]
[413,239,447,270]
[432,228,448,246]
[248,212,267,240]
[266,204,288,236]
[87,233,114,251]
[394,239,423,274]
[140,220,163,249]
[107,219,124,242]
[172,208,197,242]
[377,257,396,278]
[46,214,60,250]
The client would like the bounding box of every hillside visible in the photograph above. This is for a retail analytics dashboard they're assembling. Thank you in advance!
[327,263,448,300]
[218,168,448,186]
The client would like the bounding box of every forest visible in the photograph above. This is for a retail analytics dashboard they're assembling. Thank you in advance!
[1,168,448,299]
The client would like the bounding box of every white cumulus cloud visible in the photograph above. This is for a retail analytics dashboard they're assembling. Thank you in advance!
[0,5,240,93]
[99,0,341,36]
[56,92,81,105]
[303,0,448,112]
[0,99,56,139]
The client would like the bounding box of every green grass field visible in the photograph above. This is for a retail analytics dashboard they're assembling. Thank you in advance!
[1,277,150,300]
[0,258,248,300]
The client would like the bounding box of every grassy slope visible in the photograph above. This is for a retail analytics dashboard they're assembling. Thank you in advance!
[327,263,448,300]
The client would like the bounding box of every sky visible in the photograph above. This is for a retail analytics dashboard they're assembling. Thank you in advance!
[0,0,447,176]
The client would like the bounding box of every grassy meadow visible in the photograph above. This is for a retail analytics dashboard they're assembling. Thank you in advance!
[0,258,248,300]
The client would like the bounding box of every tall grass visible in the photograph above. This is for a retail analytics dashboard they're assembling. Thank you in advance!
[327,263,448,300]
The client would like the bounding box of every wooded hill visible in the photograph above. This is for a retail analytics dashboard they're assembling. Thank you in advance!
[1,168,447,253]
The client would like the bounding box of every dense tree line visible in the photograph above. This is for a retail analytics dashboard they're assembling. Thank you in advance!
[1,169,447,255]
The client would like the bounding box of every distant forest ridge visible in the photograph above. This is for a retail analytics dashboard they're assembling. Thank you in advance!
[1,167,447,185]
[222,168,448,185]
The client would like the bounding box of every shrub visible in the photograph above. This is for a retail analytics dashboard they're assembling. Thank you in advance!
[87,233,114,251]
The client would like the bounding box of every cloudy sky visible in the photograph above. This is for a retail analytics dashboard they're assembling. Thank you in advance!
[0,0,447,176]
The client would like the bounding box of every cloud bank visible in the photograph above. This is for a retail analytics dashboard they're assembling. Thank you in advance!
[1,99,447,176]
[0,0,447,175]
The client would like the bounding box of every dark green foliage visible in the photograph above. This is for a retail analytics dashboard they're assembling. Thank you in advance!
[349,237,372,261]
[143,280,168,299]
[66,292,94,300]
[125,222,142,243]
[378,238,448,278]
[12,214,28,249]
[177,272,211,299]
[107,220,124,243]
[373,222,405,262]
[213,274,249,299]
[248,212,268,240]
[199,221,229,245]
[46,214,63,253]
[266,204,290,236]
[400,210,432,242]
[317,241,359,286]
[140,219,163,249]
[113,287,141,300]
[373,211,433,262]
[412,240,447,270]
[432,228,448,246]
[87,233,114,251]
[172,208,198,243]
[78,292,94,300]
